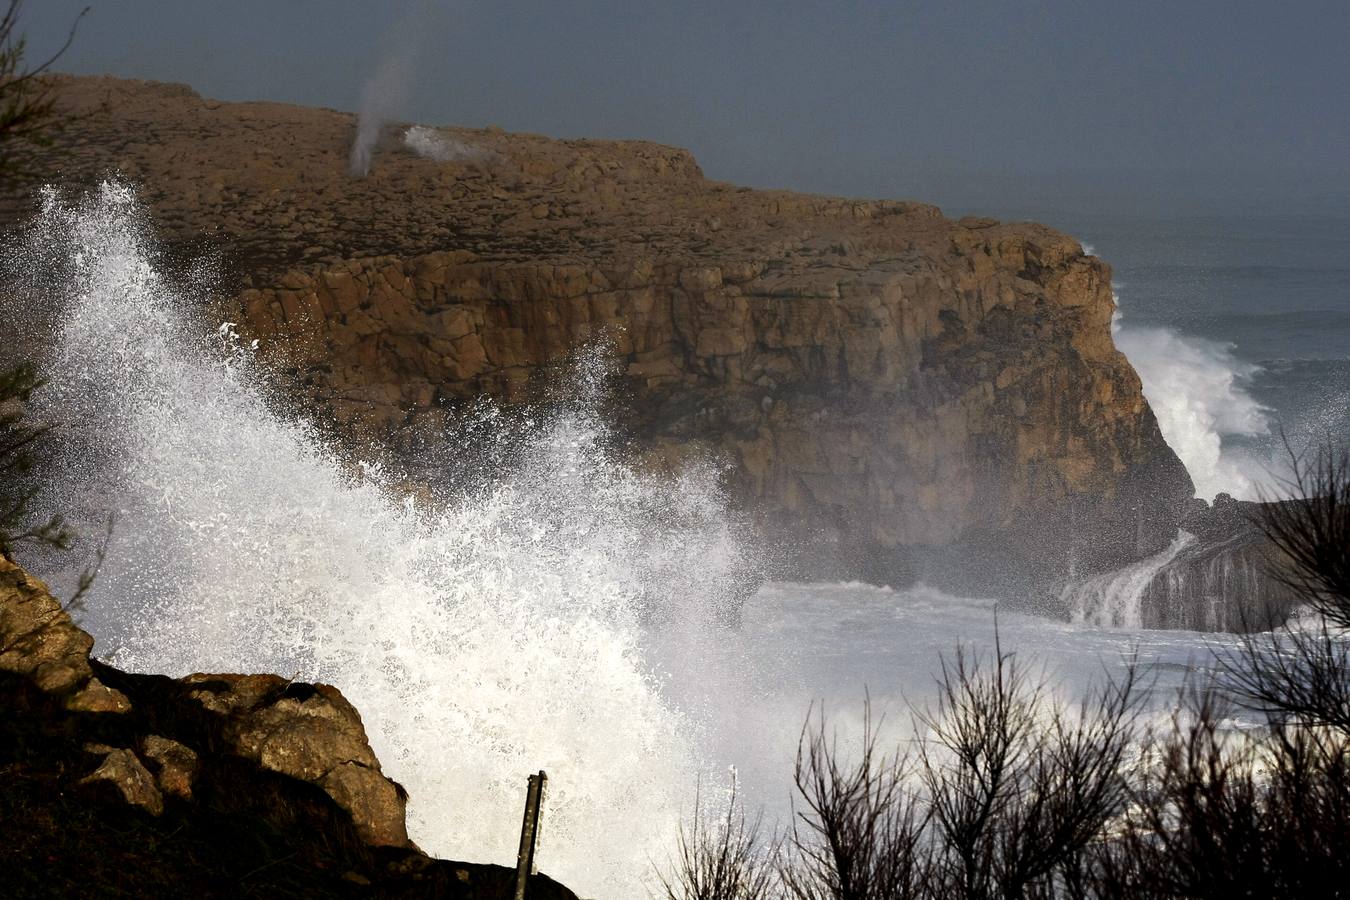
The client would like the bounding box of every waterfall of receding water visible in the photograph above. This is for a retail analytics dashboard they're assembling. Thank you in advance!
[1150,538,1292,632]
[1063,532,1196,628]
[7,182,751,897]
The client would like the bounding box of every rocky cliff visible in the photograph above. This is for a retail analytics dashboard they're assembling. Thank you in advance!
[1,75,1194,591]
[0,552,578,898]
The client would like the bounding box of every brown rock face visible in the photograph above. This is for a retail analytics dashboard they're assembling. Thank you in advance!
[0,557,131,711]
[183,672,409,847]
[0,552,408,846]
[1,75,1194,588]
[141,734,199,801]
[0,553,581,897]
[79,744,165,816]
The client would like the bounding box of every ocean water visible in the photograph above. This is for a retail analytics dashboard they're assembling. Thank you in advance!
[2,186,1331,897]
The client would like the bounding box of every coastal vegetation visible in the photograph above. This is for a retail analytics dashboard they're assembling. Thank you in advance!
[0,0,84,181]
[0,363,69,559]
[0,2,78,562]
[661,446,1350,899]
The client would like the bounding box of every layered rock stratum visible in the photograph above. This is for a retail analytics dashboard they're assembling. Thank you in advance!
[1,74,1195,591]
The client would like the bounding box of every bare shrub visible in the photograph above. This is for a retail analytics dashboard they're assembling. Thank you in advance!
[0,0,87,179]
[0,362,68,557]
[1255,443,1350,626]
[665,442,1350,898]
[1221,442,1350,733]
[774,641,1142,900]
[918,642,1142,900]
[658,779,779,900]
[1091,441,1350,897]
[782,699,929,900]
[1094,687,1350,899]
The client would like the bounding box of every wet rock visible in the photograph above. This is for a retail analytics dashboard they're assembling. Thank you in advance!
[1148,495,1301,631]
[1061,495,1302,632]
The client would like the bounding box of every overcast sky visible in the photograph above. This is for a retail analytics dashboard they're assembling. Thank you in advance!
[22,0,1350,217]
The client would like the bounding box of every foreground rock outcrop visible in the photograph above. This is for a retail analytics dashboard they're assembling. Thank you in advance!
[0,553,578,898]
[1,75,1195,592]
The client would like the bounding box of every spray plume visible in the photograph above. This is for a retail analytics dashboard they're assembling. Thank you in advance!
[5,182,759,896]
[349,0,444,176]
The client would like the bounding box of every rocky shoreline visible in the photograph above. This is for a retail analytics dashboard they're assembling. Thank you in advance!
[0,554,579,898]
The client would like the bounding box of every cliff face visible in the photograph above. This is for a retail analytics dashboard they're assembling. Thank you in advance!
[2,75,1193,587]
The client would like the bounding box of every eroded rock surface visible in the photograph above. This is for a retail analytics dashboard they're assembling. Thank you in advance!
[1060,494,1300,631]
[2,75,1194,588]
[0,556,131,711]
[2,553,579,896]
[183,672,409,847]
[0,553,408,842]
[1145,494,1301,631]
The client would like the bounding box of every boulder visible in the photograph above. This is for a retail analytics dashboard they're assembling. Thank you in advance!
[79,744,164,816]
[141,734,199,801]
[0,553,406,844]
[0,556,130,711]
[184,672,410,847]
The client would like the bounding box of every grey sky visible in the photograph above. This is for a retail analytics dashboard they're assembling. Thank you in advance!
[22,0,1350,216]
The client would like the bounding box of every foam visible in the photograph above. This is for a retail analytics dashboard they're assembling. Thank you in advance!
[10,182,750,896]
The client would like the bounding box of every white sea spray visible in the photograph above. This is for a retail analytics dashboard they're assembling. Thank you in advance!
[9,182,750,897]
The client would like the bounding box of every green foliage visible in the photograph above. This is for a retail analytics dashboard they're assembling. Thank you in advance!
[0,362,69,558]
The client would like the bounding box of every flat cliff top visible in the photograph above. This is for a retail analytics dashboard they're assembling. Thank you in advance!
[0,75,1192,591]
[2,75,1087,280]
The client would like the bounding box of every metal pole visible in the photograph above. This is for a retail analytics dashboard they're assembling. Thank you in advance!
[513,770,547,900]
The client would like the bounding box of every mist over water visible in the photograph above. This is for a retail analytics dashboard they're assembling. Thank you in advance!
[9,183,762,896]
[1072,213,1350,503]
